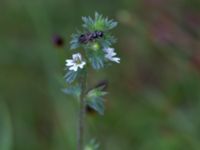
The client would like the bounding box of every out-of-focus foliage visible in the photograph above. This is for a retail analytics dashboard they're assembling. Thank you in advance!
[1,0,200,150]
[84,139,99,150]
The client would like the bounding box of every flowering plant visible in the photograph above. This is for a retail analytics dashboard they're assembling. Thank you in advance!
[63,12,120,150]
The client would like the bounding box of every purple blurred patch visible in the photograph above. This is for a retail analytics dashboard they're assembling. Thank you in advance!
[185,11,200,31]
[52,35,64,47]
[150,16,175,44]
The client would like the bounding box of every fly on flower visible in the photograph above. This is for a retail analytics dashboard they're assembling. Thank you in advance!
[103,47,120,63]
[79,31,104,44]
[66,53,86,71]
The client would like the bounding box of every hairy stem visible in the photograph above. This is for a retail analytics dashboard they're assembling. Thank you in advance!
[77,73,87,150]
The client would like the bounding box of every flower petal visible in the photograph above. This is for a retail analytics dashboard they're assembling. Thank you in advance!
[104,47,114,53]
[69,65,78,71]
[72,53,82,60]
[78,61,86,69]
[66,59,74,66]
[112,57,120,63]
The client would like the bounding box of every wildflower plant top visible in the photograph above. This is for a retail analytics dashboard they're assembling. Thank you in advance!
[63,12,120,150]
[65,12,120,82]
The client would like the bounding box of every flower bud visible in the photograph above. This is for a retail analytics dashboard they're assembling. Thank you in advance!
[91,42,100,51]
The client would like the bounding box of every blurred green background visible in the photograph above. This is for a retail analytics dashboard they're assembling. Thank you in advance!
[1,0,200,149]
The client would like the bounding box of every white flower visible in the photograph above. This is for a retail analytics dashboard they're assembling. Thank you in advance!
[65,53,86,71]
[103,47,120,63]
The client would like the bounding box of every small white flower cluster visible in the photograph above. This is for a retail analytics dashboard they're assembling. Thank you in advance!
[65,47,120,72]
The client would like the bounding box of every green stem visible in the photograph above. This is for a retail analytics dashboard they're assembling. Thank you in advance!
[77,73,87,150]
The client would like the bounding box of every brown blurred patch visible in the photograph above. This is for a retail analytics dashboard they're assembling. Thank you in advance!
[190,45,200,72]
[184,11,200,32]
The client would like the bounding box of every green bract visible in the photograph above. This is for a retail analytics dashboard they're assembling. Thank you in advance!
[82,12,118,31]
[86,86,107,115]
[64,70,79,84]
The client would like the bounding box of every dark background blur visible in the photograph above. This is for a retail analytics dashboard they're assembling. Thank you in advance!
[1,0,200,150]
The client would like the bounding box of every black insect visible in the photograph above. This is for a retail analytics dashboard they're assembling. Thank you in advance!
[79,31,104,44]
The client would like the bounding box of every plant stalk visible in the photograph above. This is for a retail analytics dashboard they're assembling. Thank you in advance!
[77,73,87,150]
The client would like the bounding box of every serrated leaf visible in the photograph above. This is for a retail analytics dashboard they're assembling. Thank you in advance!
[64,70,78,84]
[106,19,118,30]
[87,88,107,97]
[70,33,81,50]
[93,56,104,70]
[99,33,116,48]
[87,49,105,70]
[86,87,107,115]
[87,97,104,115]
[82,12,118,31]
[92,56,104,70]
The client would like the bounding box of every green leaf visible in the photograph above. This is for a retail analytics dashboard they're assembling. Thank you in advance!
[70,33,81,50]
[87,97,104,115]
[90,56,104,70]
[86,87,107,115]
[106,19,118,30]
[86,47,105,70]
[64,70,78,84]
[99,33,116,47]
[87,88,107,97]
